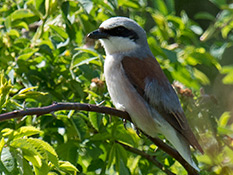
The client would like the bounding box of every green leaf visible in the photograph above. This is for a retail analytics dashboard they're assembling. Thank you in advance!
[13,91,48,99]
[118,0,140,8]
[33,0,44,11]
[0,137,5,155]
[10,138,58,168]
[1,128,14,137]
[217,126,233,135]
[0,147,15,173]
[22,158,34,175]
[153,0,168,15]
[162,48,177,63]
[34,160,50,175]
[71,114,87,140]
[0,73,12,110]
[56,141,79,165]
[107,143,116,169]
[11,9,35,21]
[26,0,43,18]
[18,86,38,94]
[193,68,210,85]
[118,159,130,175]
[14,126,41,139]
[23,149,42,167]
[49,25,68,39]
[39,44,54,58]
[87,158,104,172]
[171,66,200,89]
[222,21,233,38]
[221,66,233,84]
[71,53,99,68]
[12,21,29,30]
[89,112,102,131]
[59,160,79,172]
[165,0,175,13]
[45,0,50,16]
[111,124,137,147]
[12,86,48,100]
[8,29,20,38]
[17,49,38,60]
[219,112,231,127]
[5,16,11,30]
[78,0,93,13]
[110,143,129,175]
[195,12,216,21]
[61,1,70,17]
[209,0,227,8]
[90,132,112,141]
[74,48,99,57]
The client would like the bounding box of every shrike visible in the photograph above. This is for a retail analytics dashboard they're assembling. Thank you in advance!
[87,17,203,170]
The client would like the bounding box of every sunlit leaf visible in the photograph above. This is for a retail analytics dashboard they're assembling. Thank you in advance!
[10,138,58,168]
[0,138,5,155]
[59,160,79,172]
[8,29,20,38]
[17,49,38,60]
[219,112,231,127]
[222,20,233,38]
[221,66,233,84]
[14,126,42,139]
[11,9,35,21]
[49,25,68,39]
[118,0,140,8]
[194,68,210,85]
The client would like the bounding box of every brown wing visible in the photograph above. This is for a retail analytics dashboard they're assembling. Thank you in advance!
[121,55,203,153]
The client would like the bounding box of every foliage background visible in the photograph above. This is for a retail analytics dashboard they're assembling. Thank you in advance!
[0,0,233,174]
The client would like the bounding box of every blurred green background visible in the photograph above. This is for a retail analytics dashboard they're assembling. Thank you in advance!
[0,0,233,174]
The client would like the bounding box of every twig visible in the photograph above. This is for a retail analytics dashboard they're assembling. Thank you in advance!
[146,135,198,175]
[0,102,199,174]
[115,140,176,175]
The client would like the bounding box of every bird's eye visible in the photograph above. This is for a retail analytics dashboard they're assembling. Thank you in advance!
[103,26,139,41]
[115,26,126,34]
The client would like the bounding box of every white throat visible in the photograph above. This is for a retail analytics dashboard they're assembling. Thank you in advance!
[100,36,138,55]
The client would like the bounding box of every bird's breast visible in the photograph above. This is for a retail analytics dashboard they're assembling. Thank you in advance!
[104,55,160,134]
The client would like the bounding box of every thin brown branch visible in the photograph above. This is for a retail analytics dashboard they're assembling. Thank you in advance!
[146,135,199,175]
[116,140,176,175]
[0,102,199,174]
[0,102,130,122]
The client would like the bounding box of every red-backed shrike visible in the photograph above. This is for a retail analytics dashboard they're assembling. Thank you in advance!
[87,17,203,170]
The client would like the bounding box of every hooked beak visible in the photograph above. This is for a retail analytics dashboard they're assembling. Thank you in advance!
[87,29,109,39]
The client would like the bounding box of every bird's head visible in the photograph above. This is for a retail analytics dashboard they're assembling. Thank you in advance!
[87,17,148,55]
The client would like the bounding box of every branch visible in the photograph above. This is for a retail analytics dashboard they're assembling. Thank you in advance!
[0,102,130,122]
[115,140,176,175]
[146,135,198,175]
[0,102,198,174]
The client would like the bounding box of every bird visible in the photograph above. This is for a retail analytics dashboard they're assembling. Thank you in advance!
[87,16,203,170]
